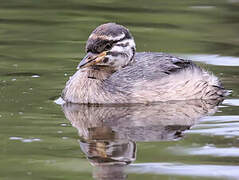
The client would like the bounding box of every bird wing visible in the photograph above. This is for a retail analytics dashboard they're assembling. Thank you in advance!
[109,52,194,83]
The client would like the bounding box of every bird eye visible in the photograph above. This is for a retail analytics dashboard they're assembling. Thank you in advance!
[104,43,112,51]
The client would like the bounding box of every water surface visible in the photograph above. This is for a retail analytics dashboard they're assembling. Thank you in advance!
[0,0,239,179]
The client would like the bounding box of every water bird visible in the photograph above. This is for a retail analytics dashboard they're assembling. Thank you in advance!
[62,23,227,104]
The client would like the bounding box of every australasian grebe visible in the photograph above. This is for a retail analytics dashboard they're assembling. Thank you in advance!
[62,23,227,104]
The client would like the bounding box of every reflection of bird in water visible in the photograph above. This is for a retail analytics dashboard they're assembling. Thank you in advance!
[63,99,221,141]
[62,23,227,104]
[62,99,222,180]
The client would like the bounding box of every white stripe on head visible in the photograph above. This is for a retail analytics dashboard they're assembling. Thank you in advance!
[106,54,129,68]
[89,33,125,41]
[105,38,135,69]
[107,33,125,41]
[111,45,125,52]
[116,39,136,48]
[111,39,136,52]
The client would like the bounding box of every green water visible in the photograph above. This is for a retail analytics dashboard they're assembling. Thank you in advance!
[0,0,239,179]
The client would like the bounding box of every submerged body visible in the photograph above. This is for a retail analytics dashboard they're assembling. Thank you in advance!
[62,52,226,104]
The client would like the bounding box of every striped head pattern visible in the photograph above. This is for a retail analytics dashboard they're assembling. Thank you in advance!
[78,23,136,70]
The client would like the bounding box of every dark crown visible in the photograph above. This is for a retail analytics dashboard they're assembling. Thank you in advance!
[86,23,133,53]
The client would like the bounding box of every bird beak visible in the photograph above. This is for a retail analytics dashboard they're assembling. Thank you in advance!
[77,51,107,69]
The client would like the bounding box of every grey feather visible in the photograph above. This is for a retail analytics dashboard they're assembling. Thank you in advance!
[62,23,228,104]
[62,52,227,104]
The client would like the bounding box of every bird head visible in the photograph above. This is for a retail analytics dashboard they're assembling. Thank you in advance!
[77,23,136,70]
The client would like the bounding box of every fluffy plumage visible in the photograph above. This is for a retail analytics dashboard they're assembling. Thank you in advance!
[62,23,227,104]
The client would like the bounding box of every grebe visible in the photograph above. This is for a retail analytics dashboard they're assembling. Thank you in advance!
[62,23,227,104]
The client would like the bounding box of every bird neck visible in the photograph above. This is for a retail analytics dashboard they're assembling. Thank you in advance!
[62,66,128,104]
[84,66,115,80]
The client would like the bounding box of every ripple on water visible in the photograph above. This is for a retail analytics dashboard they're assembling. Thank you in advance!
[178,54,239,66]
[31,75,40,78]
[185,96,239,138]
[6,72,41,77]
[9,137,41,143]
[168,144,239,157]
[223,99,239,106]
[129,163,239,179]
[182,146,239,157]
[187,115,239,137]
